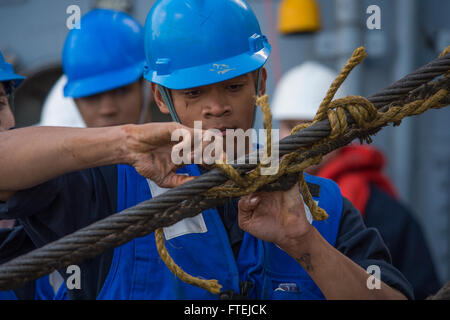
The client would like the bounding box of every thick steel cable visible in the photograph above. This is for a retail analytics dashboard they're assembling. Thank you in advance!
[0,53,449,291]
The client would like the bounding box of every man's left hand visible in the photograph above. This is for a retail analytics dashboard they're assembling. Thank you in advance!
[238,184,314,249]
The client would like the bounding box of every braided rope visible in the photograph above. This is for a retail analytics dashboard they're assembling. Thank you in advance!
[0,47,448,292]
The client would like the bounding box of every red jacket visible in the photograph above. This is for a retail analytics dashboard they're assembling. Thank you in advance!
[317,145,398,216]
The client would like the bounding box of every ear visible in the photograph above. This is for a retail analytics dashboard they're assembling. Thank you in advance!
[258,67,268,96]
[151,83,170,115]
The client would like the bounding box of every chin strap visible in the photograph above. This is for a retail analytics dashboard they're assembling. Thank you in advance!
[3,81,15,114]
[138,79,152,124]
[158,85,181,123]
[252,67,263,127]
[159,68,263,126]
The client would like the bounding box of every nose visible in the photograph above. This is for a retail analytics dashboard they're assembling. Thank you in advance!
[98,93,120,116]
[202,89,232,119]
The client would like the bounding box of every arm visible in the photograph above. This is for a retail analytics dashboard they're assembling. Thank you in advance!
[280,226,406,300]
[238,185,407,300]
[0,123,195,199]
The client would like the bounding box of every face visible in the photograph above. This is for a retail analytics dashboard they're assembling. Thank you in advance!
[74,80,144,127]
[0,83,15,132]
[153,68,267,153]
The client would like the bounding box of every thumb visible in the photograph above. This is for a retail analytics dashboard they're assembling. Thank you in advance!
[238,194,260,216]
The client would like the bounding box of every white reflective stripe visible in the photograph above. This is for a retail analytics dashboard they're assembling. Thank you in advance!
[162,214,208,240]
[299,194,315,224]
[146,178,208,240]
[146,178,171,197]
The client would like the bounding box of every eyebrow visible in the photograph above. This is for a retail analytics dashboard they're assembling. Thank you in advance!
[176,75,250,92]
[225,75,249,83]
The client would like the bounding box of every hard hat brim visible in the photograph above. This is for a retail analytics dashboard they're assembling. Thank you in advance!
[0,63,26,88]
[0,75,25,88]
[144,46,271,90]
[63,61,145,98]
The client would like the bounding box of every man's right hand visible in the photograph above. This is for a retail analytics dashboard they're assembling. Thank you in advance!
[122,122,198,188]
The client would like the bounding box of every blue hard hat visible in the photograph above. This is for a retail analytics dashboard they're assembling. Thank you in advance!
[63,9,145,98]
[143,0,271,90]
[0,50,25,88]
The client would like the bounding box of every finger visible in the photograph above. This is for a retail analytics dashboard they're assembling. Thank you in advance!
[136,122,185,146]
[238,195,260,230]
[159,173,195,188]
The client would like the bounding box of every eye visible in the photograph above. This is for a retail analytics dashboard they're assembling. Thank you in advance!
[226,83,244,92]
[183,89,201,98]
[82,93,101,103]
[114,85,131,96]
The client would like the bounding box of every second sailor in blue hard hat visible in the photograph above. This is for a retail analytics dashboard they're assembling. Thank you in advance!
[0,51,24,132]
[62,9,150,127]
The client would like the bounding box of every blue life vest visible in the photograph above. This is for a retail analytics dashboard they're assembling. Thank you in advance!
[0,275,54,300]
[0,290,17,300]
[91,164,343,300]
[34,275,55,300]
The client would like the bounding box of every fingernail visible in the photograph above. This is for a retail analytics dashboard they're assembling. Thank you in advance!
[250,196,259,205]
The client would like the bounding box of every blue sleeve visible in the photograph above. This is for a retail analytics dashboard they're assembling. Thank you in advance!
[335,197,415,300]
[0,178,61,220]
[0,166,117,300]
[0,168,115,247]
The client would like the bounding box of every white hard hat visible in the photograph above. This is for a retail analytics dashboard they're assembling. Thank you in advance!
[272,61,348,121]
[38,75,86,127]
